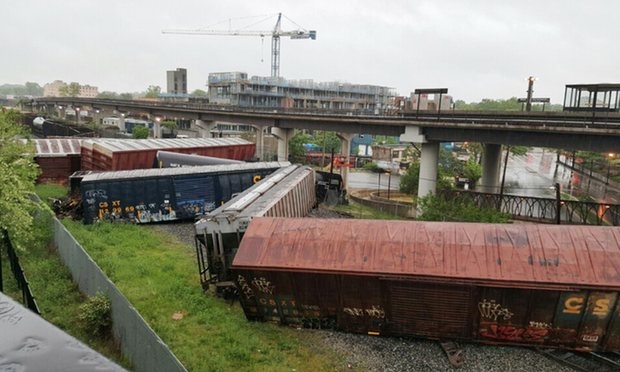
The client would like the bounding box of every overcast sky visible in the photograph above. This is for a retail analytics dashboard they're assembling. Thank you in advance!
[3,1,619,103]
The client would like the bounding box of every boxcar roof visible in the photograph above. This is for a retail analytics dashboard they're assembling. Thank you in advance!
[82,138,251,155]
[21,138,82,157]
[81,161,290,182]
[232,218,620,289]
[0,292,125,371]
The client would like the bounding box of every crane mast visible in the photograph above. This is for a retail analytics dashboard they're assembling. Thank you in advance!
[163,13,316,78]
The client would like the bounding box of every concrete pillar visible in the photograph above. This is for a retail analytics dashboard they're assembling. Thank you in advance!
[194,119,217,138]
[271,127,294,162]
[418,141,439,199]
[118,115,126,133]
[250,125,267,161]
[479,144,502,193]
[337,132,354,190]
[153,119,161,139]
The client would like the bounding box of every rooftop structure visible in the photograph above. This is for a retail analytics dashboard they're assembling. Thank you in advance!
[207,72,395,113]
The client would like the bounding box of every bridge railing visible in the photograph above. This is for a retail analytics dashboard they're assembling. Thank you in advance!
[442,190,620,226]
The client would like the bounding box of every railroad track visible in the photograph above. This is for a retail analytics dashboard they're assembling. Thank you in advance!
[537,348,620,371]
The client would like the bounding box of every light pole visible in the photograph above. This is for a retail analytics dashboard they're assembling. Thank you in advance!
[525,76,536,112]
[606,153,614,185]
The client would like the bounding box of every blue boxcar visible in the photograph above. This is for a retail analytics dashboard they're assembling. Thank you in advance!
[80,162,289,224]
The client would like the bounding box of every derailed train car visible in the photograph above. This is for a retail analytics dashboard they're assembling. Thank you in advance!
[80,162,289,224]
[232,218,620,352]
[195,165,316,290]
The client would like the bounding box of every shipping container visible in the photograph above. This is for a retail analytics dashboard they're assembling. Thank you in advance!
[232,218,620,352]
[80,161,289,224]
[80,138,256,171]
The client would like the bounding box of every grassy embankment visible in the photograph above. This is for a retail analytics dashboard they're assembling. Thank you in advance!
[24,184,364,371]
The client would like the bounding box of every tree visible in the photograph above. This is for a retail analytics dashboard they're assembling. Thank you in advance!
[97,91,119,99]
[191,89,207,97]
[0,109,40,249]
[59,82,81,97]
[311,131,341,153]
[132,125,149,139]
[288,131,311,163]
[144,85,161,99]
[119,93,134,100]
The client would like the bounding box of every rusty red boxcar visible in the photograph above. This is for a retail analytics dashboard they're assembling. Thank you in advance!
[26,138,82,184]
[232,218,620,352]
[80,138,256,171]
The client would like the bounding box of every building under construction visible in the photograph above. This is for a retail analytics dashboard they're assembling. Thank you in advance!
[207,72,396,113]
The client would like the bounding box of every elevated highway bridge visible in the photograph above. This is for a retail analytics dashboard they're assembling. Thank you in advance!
[29,97,620,201]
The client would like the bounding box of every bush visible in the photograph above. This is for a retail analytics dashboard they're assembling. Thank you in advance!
[362,162,382,173]
[79,292,112,339]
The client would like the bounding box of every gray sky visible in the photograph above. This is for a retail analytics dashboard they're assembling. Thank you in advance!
[3,0,619,103]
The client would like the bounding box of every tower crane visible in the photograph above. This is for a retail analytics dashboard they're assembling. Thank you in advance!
[162,13,316,78]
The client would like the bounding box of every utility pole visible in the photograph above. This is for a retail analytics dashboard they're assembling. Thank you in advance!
[526,76,536,112]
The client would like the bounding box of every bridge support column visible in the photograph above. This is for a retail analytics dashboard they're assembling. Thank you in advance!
[271,127,294,162]
[194,120,217,138]
[418,141,440,199]
[254,125,268,161]
[479,144,502,193]
[337,132,354,190]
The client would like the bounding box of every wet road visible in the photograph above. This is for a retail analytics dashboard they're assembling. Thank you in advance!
[348,171,400,191]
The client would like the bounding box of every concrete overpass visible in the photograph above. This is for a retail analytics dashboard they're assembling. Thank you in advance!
[29,97,620,200]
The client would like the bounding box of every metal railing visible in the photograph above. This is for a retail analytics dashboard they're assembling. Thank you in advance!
[1,229,40,314]
[442,190,620,225]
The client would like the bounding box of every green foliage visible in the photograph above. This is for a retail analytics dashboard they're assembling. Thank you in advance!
[59,82,81,97]
[119,93,134,100]
[132,125,149,139]
[399,162,420,194]
[161,120,177,131]
[97,91,119,99]
[462,159,482,184]
[79,293,112,339]
[417,193,511,223]
[362,161,382,172]
[0,82,43,96]
[509,146,529,156]
[190,89,207,97]
[454,98,562,112]
[144,85,161,99]
[288,131,311,163]
[311,131,341,153]
[0,110,40,250]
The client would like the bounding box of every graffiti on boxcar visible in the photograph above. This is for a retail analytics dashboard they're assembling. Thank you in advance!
[343,305,385,319]
[84,189,108,201]
[237,275,254,300]
[301,316,337,330]
[252,277,275,294]
[479,321,550,341]
[478,299,514,321]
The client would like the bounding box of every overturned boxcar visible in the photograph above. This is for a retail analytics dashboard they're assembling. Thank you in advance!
[80,162,289,224]
[195,165,316,290]
[232,218,620,352]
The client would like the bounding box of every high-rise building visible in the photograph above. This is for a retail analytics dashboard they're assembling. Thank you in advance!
[167,68,187,95]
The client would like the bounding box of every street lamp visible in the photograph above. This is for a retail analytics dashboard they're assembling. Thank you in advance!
[606,153,615,185]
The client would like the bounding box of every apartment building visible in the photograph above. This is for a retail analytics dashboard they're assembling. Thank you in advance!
[207,72,395,113]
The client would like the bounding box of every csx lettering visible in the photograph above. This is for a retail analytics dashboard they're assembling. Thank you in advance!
[593,299,610,316]
[563,296,584,314]
[112,200,120,207]
[99,202,108,208]
[253,175,262,184]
